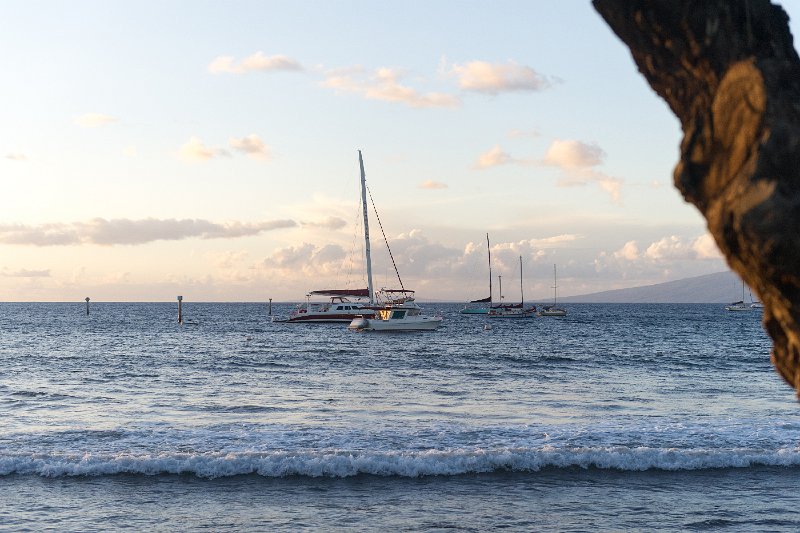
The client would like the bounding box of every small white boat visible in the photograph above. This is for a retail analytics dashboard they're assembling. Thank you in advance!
[348,291,442,332]
[750,301,764,309]
[539,264,567,317]
[461,234,493,315]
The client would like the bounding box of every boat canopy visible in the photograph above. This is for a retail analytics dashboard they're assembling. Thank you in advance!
[381,289,415,294]
[470,296,491,303]
[309,289,370,297]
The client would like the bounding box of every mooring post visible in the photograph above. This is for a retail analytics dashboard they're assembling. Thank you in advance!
[177,295,183,324]
[85,297,90,316]
[268,298,272,316]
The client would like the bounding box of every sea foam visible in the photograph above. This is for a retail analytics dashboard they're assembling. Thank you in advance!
[2,446,800,479]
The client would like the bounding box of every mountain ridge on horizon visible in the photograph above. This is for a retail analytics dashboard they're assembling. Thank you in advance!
[558,271,751,304]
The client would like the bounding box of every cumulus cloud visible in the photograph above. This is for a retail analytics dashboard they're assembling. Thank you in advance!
[614,234,722,263]
[0,218,297,246]
[475,145,514,169]
[208,52,302,74]
[418,180,448,189]
[1,268,50,278]
[5,153,27,161]
[614,240,640,261]
[542,139,623,203]
[263,243,351,278]
[300,216,347,230]
[179,137,231,161]
[229,134,270,160]
[450,60,551,94]
[543,139,605,169]
[321,66,460,109]
[74,113,118,127]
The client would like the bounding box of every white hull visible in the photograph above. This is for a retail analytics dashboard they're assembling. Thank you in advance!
[540,308,567,317]
[348,315,442,331]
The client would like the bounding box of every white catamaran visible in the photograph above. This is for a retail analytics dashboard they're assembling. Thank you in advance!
[347,151,442,332]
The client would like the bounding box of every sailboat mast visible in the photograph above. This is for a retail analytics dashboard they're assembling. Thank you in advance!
[553,264,558,305]
[487,233,492,306]
[519,255,524,306]
[359,150,374,304]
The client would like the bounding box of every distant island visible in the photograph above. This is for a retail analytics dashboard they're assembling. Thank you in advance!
[560,271,751,304]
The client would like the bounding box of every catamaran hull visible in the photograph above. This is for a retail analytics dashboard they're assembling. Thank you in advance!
[348,317,443,331]
[273,312,376,323]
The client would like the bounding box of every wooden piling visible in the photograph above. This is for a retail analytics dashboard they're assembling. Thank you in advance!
[177,295,183,324]
[85,297,90,316]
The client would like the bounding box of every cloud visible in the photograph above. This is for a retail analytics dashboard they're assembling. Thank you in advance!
[614,240,640,261]
[0,218,297,246]
[614,234,722,263]
[229,134,270,160]
[179,137,230,161]
[321,66,460,109]
[542,139,623,203]
[543,140,605,169]
[74,113,118,127]
[507,129,541,139]
[475,145,514,169]
[5,153,27,161]
[2,268,50,278]
[263,243,351,278]
[300,216,347,230]
[418,180,448,189]
[208,52,302,74]
[450,60,551,94]
[691,233,722,259]
[123,146,137,157]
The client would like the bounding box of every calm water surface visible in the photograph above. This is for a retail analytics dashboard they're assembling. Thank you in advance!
[1,302,798,531]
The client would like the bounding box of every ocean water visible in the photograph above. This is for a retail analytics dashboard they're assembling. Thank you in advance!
[1,302,798,531]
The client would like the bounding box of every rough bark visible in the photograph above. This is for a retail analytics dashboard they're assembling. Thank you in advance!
[593,0,800,394]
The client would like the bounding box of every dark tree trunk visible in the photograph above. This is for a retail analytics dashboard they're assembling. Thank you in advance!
[593,0,800,394]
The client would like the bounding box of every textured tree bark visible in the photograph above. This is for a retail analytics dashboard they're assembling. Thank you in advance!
[593,0,800,394]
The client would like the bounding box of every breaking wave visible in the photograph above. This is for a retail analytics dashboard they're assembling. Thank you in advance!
[3,446,800,479]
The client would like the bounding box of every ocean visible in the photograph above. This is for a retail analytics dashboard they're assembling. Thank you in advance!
[1,302,798,531]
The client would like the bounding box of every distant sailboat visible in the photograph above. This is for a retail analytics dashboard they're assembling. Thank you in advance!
[539,264,567,317]
[488,256,536,318]
[725,279,749,312]
[461,234,492,314]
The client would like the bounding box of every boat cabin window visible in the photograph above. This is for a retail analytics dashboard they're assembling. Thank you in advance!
[336,306,343,310]
[391,310,406,319]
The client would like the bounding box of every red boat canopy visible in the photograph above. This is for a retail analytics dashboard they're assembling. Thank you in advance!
[309,289,370,297]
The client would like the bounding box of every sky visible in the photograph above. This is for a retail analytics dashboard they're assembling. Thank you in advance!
[2,1,799,302]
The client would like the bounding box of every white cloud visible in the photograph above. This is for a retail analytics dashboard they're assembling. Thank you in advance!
[543,139,605,169]
[208,52,302,74]
[0,218,297,246]
[321,66,460,109]
[74,113,118,127]
[614,240,640,261]
[123,146,137,157]
[300,216,347,230]
[450,60,551,94]
[1,268,50,278]
[507,129,541,139]
[475,145,513,169]
[419,180,448,189]
[229,134,270,160]
[5,153,27,161]
[692,233,722,259]
[542,139,623,203]
[179,137,230,162]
